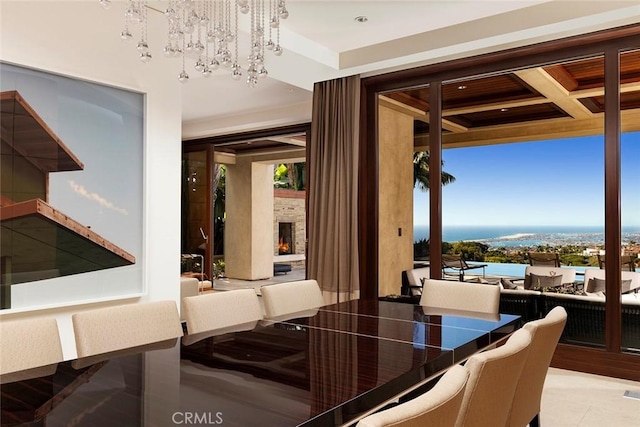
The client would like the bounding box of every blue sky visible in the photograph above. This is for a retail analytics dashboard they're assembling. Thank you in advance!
[414,132,640,227]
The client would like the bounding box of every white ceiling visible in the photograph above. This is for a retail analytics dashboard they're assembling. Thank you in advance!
[180,0,640,138]
[3,1,640,139]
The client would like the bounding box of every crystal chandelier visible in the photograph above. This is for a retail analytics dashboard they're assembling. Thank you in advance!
[98,0,289,87]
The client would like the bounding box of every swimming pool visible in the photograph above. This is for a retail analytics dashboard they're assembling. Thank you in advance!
[483,262,591,277]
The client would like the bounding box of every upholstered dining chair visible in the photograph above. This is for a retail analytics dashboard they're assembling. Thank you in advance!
[356,364,469,427]
[72,300,183,359]
[182,288,263,339]
[419,279,500,315]
[261,279,325,319]
[455,328,532,427]
[508,306,567,427]
[1,318,64,384]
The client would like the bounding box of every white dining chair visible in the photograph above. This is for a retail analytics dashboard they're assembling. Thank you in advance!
[72,300,183,359]
[182,288,263,336]
[357,364,469,427]
[419,279,500,315]
[1,317,64,383]
[260,279,325,319]
[507,306,567,427]
[455,328,532,427]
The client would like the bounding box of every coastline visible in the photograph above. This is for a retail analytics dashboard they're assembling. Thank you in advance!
[413,225,640,247]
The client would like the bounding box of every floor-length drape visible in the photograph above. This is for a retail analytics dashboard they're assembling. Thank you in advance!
[308,76,360,303]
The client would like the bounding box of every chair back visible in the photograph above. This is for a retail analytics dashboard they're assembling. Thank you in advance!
[455,328,532,427]
[180,277,200,321]
[357,364,469,427]
[442,254,466,269]
[419,279,500,315]
[598,254,637,271]
[524,266,576,285]
[405,267,430,296]
[528,252,561,267]
[1,318,63,376]
[183,288,262,335]
[261,279,325,319]
[508,307,567,427]
[72,300,183,358]
[583,268,640,295]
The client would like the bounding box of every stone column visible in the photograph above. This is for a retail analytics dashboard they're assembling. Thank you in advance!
[225,157,274,280]
[378,105,414,297]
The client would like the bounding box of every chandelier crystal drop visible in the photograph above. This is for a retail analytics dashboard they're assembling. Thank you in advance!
[104,0,289,87]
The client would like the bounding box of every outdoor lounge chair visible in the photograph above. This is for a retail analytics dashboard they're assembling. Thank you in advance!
[528,252,561,267]
[441,254,487,282]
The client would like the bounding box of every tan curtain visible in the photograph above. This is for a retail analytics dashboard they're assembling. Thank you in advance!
[308,75,360,303]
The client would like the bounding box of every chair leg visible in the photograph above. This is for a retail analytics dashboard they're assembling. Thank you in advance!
[529,413,540,427]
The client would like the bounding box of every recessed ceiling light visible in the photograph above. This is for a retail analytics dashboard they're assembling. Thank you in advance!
[500,108,509,112]
[354,16,368,23]
[457,85,467,90]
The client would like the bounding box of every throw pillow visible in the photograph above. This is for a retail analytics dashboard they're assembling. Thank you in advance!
[500,277,518,290]
[525,273,563,290]
[587,277,606,293]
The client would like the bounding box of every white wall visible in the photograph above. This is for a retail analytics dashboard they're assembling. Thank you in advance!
[0,2,182,359]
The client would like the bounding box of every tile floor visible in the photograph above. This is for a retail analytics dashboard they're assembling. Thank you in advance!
[541,367,640,427]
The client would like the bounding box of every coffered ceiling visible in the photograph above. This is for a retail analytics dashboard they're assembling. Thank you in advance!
[380,50,640,149]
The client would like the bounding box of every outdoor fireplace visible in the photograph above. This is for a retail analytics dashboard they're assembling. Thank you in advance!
[278,222,294,255]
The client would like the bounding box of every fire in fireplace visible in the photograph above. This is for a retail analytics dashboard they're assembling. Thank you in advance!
[278,222,294,255]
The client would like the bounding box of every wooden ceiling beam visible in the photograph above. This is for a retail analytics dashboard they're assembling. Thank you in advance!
[442,96,549,116]
[414,109,640,150]
[514,68,593,119]
[569,81,640,99]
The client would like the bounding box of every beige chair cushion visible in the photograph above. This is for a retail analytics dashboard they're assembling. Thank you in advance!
[0,318,63,376]
[419,279,500,314]
[508,306,567,427]
[583,269,640,296]
[455,328,532,427]
[524,266,576,285]
[72,300,183,358]
[261,279,325,319]
[183,288,262,335]
[357,364,469,427]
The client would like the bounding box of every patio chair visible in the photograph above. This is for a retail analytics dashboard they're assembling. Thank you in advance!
[597,254,637,272]
[528,252,561,267]
[441,254,487,282]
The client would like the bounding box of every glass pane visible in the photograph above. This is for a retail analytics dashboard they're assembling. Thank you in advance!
[181,150,208,278]
[439,57,605,345]
[620,48,640,353]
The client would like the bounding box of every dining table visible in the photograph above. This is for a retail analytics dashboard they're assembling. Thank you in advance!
[1,299,520,427]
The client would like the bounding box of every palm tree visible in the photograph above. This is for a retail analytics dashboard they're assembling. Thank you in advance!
[413,151,456,191]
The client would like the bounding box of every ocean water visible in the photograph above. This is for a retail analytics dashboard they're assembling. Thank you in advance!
[414,225,640,247]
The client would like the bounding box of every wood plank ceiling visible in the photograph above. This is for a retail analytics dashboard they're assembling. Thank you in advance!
[380,50,640,150]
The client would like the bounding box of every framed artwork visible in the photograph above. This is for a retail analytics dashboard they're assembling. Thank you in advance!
[1,62,144,311]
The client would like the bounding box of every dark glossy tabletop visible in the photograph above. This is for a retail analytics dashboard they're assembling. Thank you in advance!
[1,300,519,427]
